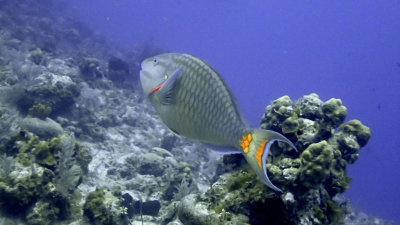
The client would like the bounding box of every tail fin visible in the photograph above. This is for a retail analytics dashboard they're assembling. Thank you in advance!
[241,129,297,192]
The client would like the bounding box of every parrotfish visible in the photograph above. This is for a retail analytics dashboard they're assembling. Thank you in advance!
[140,53,297,192]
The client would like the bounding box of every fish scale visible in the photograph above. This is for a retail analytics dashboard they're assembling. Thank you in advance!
[166,54,244,145]
[140,53,298,192]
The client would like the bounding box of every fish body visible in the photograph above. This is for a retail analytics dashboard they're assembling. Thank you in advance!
[140,53,296,192]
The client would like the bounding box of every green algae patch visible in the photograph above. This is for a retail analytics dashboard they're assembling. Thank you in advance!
[0,132,91,224]
[299,141,333,189]
[83,188,110,224]
[83,188,125,225]
[28,103,52,119]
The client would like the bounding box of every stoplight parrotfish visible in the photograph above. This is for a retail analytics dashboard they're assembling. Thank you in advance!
[140,53,297,192]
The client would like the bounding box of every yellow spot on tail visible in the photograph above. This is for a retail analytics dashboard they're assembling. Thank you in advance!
[256,139,269,168]
[238,133,252,154]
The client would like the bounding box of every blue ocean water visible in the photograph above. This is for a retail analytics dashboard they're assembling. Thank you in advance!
[65,0,400,222]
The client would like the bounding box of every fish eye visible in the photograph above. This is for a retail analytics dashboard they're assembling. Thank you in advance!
[152,57,159,65]
[164,74,168,80]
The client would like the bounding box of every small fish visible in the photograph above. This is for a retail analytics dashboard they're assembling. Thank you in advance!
[140,53,297,192]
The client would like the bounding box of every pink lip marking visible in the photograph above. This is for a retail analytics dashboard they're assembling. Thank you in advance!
[150,83,163,94]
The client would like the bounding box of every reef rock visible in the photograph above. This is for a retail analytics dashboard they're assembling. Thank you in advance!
[190,93,371,225]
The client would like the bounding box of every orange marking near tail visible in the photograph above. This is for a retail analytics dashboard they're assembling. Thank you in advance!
[256,139,269,168]
[239,133,252,154]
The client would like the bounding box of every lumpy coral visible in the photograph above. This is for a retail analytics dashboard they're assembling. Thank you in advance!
[190,93,371,225]
[83,187,142,225]
[16,81,80,117]
[83,188,120,225]
[299,141,334,189]
[29,48,44,65]
[107,56,130,83]
[329,120,371,164]
[0,131,91,224]
[79,57,103,79]
[28,103,52,119]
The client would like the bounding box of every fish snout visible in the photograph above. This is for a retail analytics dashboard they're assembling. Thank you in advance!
[139,70,154,96]
[139,69,151,81]
[139,70,147,86]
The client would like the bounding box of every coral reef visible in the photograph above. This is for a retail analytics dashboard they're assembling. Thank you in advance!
[16,81,80,117]
[329,120,371,164]
[0,1,388,224]
[0,132,91,224]
[79,57,103,79]
[29,48,45,65]
[83,188,123,225]
[19,117,63,138]
[107,56,130,83]
[299,141,334,189]
[83,187,163,225]
[28,103,52,119]
[181,93,371,225]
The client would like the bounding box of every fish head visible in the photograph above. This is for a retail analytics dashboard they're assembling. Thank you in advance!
[140,53,175,96]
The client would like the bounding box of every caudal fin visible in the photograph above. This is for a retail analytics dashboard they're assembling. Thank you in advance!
[240,129,297,192]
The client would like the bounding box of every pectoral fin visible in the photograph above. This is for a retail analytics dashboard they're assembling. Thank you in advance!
[158,67,182,105]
